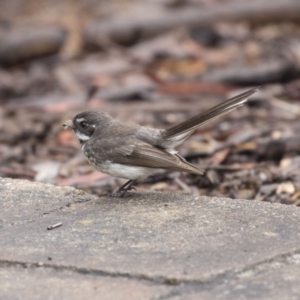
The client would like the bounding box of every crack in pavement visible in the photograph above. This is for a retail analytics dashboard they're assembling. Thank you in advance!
[157,248,300,299]
[1,247,300,290]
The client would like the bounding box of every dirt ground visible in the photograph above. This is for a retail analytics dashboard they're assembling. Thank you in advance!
[1,0,300,204]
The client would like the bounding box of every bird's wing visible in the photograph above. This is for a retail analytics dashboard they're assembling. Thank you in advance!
[89,137,204,175]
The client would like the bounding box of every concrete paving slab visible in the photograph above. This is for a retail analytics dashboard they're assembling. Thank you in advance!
[1,177,300,299]
[170,253,300,300]
[0,263,172,300]
[0,177,94,226]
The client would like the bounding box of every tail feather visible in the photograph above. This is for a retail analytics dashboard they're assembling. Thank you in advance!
[164,87,258,139]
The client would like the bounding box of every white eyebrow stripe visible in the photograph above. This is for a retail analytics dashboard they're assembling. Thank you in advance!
[76,118,86,123]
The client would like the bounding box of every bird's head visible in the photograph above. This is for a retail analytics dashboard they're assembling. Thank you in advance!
[63,111,112,143]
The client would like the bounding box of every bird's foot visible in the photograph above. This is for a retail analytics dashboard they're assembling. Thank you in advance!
[125,186,136,192]
[112,181,137,197]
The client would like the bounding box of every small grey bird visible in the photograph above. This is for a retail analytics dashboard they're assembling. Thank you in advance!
[63,88,258,195]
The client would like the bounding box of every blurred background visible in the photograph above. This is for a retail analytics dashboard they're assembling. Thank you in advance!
[1,0,300,203]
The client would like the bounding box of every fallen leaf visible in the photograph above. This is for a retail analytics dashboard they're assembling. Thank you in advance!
[210,148,230,165]
[57,130,78,147]
[56,171,108,186]
[276,182,295,194]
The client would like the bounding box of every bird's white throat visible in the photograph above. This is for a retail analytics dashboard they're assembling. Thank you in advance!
[75,131,90,141]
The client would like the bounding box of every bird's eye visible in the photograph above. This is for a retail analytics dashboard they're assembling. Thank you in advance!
[80,121,88,128]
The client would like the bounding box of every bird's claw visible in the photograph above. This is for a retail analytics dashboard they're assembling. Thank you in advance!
[113,185,136,197]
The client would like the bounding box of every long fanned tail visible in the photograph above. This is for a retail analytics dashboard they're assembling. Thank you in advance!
[164,87,258,139]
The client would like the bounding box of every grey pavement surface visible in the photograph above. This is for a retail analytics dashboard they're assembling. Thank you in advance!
[1,177,300,300]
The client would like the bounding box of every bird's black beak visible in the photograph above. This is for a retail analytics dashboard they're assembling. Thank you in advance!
[62,120,74,130]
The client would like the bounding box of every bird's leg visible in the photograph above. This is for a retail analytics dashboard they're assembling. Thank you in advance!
[115,180,137,196]
[123,180,137,192]
[117,180,133,192]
